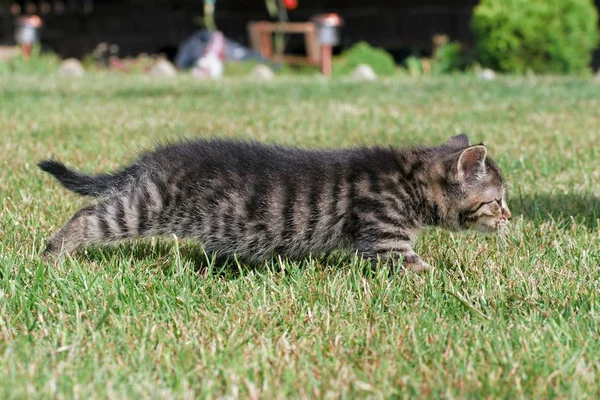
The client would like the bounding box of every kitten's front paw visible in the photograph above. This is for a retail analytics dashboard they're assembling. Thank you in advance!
[405,259,431,273]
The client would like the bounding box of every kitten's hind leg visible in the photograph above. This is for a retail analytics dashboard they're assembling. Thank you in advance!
[43,194,139,258]
[43,206,95,257]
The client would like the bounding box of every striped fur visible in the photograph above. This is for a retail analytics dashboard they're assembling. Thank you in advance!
[39,134,511,271]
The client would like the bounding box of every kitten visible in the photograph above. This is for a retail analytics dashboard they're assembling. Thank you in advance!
[38,134,511,271]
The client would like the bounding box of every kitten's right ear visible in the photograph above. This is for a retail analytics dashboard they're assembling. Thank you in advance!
[457,145,487,183]
[446,133,470,148]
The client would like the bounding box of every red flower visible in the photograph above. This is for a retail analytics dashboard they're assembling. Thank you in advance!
[283,0,297,10]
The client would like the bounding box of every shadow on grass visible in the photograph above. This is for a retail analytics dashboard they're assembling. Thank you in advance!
[513,192,600,229]
[80,241,351,278]
[81,241,247,278]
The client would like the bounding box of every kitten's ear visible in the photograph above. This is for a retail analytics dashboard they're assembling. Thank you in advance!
[457,145,487,182]
[446,133,470,148]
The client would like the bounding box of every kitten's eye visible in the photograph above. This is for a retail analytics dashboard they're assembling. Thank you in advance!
[472,200,492,212]
[472,199,500,213]
[489,199,502,210]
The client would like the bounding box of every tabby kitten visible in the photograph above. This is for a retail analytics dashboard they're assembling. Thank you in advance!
[38,134,511,271]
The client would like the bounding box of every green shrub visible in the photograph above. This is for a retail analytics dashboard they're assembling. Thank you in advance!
[431,39,471,75]
[471,0,599,74]
[333,41,396,76]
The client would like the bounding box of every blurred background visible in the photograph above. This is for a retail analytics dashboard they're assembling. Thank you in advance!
[0,0,599,78]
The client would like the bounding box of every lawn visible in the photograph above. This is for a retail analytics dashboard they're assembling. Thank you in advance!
[0,73,599,398]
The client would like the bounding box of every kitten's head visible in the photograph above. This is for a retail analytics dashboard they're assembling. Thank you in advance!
[430,134,511,233]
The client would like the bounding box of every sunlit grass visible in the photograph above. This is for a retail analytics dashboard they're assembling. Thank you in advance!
[0,74,599,398]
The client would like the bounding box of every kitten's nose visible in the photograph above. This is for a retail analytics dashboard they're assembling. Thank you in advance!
[503,208,512,221]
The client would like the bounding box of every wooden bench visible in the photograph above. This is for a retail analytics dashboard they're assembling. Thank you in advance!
[247,21,321,66]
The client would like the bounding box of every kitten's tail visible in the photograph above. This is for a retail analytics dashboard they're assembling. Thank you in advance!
[38,160,140,197]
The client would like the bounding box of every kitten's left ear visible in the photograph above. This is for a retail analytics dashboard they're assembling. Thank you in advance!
[457,145,487,182]
[446,133,470,148]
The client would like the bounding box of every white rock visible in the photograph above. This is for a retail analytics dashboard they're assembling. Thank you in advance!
[192,53,223,79]
[149,58,177,78]
[58,58,85,77]
[351,64,377,81]
[480,68,496,81]
[249,64,275,80]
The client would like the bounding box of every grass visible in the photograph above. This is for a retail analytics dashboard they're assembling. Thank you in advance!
[1,73,599,398]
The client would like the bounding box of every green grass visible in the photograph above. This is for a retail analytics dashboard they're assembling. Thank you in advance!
[1,73,599,398]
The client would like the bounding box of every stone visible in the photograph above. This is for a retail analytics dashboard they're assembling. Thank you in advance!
[192,53,223,79]
[149,58,177,78]
[480,68,496,81]
[350,64,377,81]
[58,58,85,77]
[249,64,275,80]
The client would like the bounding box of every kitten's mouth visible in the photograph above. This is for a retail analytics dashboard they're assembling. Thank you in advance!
[495,218,510,229]
[473,218,508,233]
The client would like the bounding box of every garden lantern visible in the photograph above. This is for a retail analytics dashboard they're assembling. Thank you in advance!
[14,15,43,58]
[311,13,343,76]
